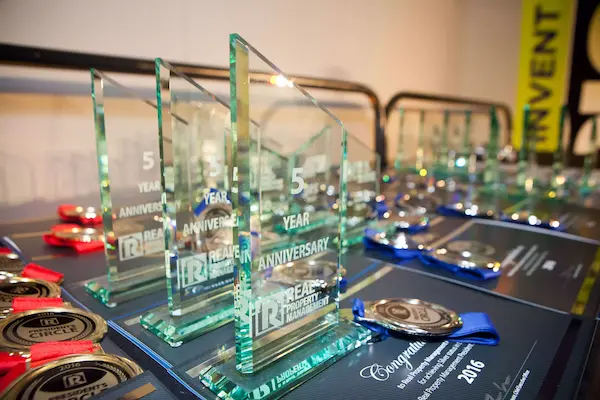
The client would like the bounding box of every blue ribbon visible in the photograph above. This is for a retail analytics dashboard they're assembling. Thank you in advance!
[436,204,470,218]
[352,298,499,345]
[363,228,425,259]
[418,253,502,281]
[375,201,389,218]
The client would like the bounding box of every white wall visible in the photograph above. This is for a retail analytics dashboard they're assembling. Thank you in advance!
[0,0,523,219]
[0,0,481,101]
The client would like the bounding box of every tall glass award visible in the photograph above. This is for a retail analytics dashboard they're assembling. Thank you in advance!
[341,134,380,247]
[87,70,165,307]
[197,34,370,400]
[140,60,235,346]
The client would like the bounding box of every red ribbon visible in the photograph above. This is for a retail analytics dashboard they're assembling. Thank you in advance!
[21,263,64,284]
[0,249,12,255]
[0,341,95,378]
[58,204,102,226]
[30,341,96,362]
[12,298,63,313]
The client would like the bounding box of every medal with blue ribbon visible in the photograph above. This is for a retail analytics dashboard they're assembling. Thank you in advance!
[363,228,426,260]
[352,298,499,345]
[419,241,501,280]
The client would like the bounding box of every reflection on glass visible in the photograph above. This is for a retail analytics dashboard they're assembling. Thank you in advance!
[196,34,370,400]
[86,70,165,307]
[140,59,235,346]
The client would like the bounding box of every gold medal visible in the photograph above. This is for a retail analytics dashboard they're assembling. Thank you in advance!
[62,206,99,220]
[52,226,102,242]
[0,253,25,274]
[0,307,107,350]
[0,353,142,400]
[0,277,61,310]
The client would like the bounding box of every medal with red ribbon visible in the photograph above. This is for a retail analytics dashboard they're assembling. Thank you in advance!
[0,251,63,285]
[0,340,100,379]
[57,204,102,226]
[43,224,105,254]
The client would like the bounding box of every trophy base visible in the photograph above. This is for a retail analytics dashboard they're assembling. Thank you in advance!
[195,319,370,400]
[140,288,234,347]
[84,271,165,308]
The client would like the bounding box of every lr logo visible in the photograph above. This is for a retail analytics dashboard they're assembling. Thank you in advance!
[254,292,285,336]
[40,318,60,326]
[63,372,87,388]
[180,254,208,288]
[118,232,143,261]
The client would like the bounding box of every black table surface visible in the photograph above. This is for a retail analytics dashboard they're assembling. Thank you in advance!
[1,199,599,400]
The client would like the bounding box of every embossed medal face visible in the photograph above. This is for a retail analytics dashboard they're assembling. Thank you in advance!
[0,253,25,273]
[53,226,102,242]
[271,260,345,288]
[0,307,106,349]
[365,230,424,251]
[395,192,439,215]
[197,203,233,252]
[432,247,501,271]
[369,298,462,336]
[0,354,142,400]
[0,278,60,309]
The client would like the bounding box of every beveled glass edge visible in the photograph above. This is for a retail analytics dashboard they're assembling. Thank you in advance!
[230,34,346,131]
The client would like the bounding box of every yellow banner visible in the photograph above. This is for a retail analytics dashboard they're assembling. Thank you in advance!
[514,0,574,152]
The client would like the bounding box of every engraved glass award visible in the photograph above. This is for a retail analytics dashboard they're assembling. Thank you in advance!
[87,70,165,307]
[341,134,380,247]
[197,34,370,400]
[139,60,234,346]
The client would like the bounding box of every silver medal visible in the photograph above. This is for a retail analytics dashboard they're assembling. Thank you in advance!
[196,203,234,252]
[358,298,462,336]
[429,246,501,271]
[270,260,346,289]
[365,230,426,251]
[395,191,440,215]
[381,210,429,230]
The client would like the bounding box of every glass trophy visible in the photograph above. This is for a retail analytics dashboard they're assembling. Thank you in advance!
[579,116,598,195]
[394,107,406,176]
[548,105,568,199]
[341,134,380,247]
[454,110,472,179]
[444,106,500,219]
[139,60,235,346]
[87,70,165,307]
[197,34,371,400]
